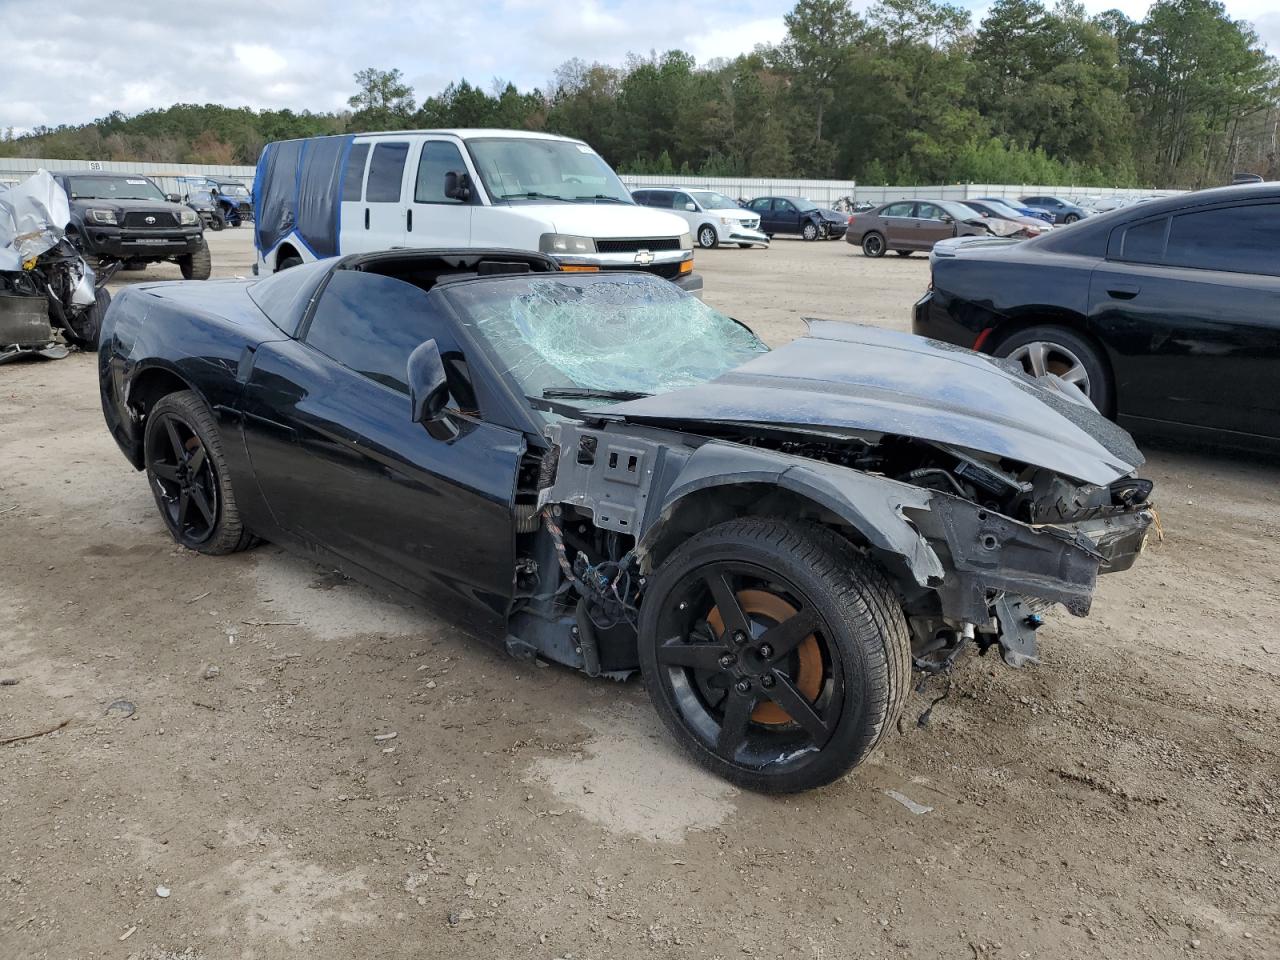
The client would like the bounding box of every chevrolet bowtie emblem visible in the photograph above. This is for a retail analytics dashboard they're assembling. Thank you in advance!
[634,250,654,265]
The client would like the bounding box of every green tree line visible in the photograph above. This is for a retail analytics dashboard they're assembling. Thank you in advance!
[3,0,1276,188]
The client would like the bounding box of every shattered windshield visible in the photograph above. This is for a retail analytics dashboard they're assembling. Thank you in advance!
[444,273,767,404]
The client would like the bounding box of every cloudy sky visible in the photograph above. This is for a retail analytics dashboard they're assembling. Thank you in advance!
[7,0,1277,132]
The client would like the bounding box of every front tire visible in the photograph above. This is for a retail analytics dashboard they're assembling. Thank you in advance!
[861,232,886,258]
[143,391,256,555]
[992,324,1113,415]
[178,242,212,280]
[1063,213,1080,224]
[64,287,108,350]
[697,225,719,249]
[208,212,225,231]
[801,221,819,242]
[639,518,910,794]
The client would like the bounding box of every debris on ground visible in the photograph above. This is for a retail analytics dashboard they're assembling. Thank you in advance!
[155,885,170,898]
[885,789,934,815]
[106,699,136,719]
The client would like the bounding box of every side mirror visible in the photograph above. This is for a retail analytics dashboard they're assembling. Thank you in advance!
[940,214,954,224]
[444,170,473,202]
[684,202,696,212]
[408,340,451,425]
[165,193,181,203]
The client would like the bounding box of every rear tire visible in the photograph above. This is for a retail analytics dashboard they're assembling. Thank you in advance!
[861,232,886,258]
[639,517,910,794]
[991,324,1113,416]
[178,242,212,281]
[276,254,303,271]
[143,390,256,555]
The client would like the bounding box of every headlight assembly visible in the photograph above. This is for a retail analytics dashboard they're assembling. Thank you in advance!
[539,233,595,255]
[179,208,199,225]
[87,208,118,225]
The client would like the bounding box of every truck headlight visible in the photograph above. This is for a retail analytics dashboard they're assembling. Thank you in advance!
[679,232,693,251]
[539,233,595,255]
[87,208,118,225]
[179,208,199,225]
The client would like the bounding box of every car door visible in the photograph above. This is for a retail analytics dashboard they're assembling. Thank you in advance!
[336,142,371,254]
[671,191,699,233]
[236,268,524,625]
[749,197,774,232]
[1088,200,1280,437]
[914,203,958,249]
[343,139,411,253]
[407,137,477,247]
[878,202,916,248]
[772,199,801,234]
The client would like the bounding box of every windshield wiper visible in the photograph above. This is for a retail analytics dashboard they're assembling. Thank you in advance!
[541,387,650,401]
[499,191,569,202]
[575,194,627,203]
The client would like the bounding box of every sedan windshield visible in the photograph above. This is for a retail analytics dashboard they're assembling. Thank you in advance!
[218,182,250,197]
[66,176,166,201]
[977,200,1025,219]
[466,137,634,204]
[690,191,742,211]
[444,273,766,401]
[790,197,819,211]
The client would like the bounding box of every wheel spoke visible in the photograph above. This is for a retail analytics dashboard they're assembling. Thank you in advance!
[763,671,833,746]
[1059,364,1088,387]
[189,486,215,526]
[758,608,819,661]
[151,462,180,483]
[187,445,207,476]
[1024,341,1049,378]
[177,489,190,530]
[655,636,728,672]
[163,417,184,461]
[716,690,755,759]
[704,571,750,640]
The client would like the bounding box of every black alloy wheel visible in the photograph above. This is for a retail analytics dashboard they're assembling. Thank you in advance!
[639,518,910,793]
[142,391,257,554]
[145,409,219,547]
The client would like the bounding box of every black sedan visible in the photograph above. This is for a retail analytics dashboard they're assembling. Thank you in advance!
[914,183,1280,445]
[99,250,1153,793]
[742,196,847,240]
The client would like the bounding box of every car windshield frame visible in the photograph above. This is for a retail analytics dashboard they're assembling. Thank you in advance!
[65,175,167,202]
[437,271,767,416]
[464,137,635,205]
[689,190,742,211]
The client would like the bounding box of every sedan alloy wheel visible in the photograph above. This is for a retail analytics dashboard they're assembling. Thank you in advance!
[1005,339,1091,395]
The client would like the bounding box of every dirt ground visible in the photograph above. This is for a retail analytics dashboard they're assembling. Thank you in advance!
[2,230,1277,960]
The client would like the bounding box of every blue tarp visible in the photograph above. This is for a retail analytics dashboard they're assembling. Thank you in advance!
[254,134,354,258]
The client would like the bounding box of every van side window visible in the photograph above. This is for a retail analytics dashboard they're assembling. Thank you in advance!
[366,142,409,203]
[341,144,370,201]
[415,141,469,204]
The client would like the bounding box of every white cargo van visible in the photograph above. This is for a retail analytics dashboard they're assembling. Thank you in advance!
[252,129,700,293]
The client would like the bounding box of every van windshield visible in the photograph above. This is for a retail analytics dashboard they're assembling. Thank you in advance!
[466,138,634,205]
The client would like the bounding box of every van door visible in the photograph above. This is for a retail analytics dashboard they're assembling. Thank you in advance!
[337,141,371,254]
[406,137,476,247]
[346,139,410,253]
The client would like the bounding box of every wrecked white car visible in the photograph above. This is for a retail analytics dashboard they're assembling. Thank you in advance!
[98,250,1154,792]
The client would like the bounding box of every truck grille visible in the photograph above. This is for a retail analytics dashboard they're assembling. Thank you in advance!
[595,237,681,254]
[122,211,178,229]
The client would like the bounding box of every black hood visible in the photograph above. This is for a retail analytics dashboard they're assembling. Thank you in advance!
[605,321,1143,486]
[69,198,187,215]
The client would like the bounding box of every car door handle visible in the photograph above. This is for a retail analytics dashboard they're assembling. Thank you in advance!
[407,208,413,232]
[364,208,370,230]
[1107,284,1140,300]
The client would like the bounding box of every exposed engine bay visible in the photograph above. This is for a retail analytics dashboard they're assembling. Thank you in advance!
[506,418,1154,681]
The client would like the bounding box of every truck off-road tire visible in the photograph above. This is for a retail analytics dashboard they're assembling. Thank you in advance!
[802,221,820,241]
[209,212,225,231]
[697,225,719,249]
[991,324,1113,416]
[143,390,257,555]
[178,242,212,281]
[639,517,911,794]
[64,287,109,351]
[277,255,303,271]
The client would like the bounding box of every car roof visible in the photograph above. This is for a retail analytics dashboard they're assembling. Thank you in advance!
[348,128,585,144]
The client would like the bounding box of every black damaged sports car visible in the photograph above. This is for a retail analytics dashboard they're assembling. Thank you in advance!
[99,250,1154,793]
